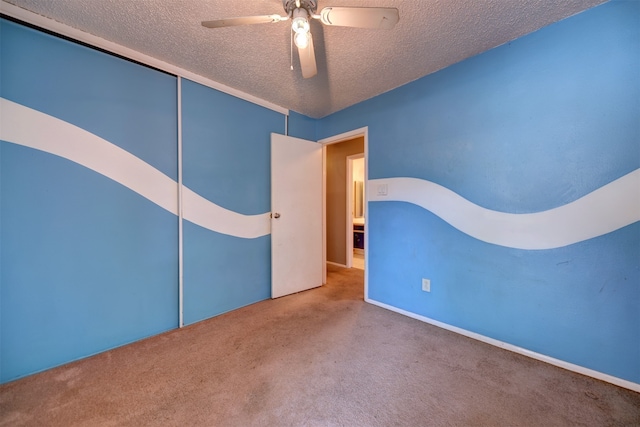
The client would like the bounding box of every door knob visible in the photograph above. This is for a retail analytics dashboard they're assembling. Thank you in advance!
[272,212,281,219]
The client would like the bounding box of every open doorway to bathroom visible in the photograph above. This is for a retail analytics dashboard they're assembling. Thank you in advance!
[324,136,365,271]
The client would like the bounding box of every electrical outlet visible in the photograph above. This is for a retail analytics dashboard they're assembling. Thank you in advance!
[422,278,431,292]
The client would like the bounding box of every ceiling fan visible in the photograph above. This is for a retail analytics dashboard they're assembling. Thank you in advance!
[201,0,399,79]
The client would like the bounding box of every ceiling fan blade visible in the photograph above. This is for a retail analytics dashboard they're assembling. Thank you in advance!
[298,33,317,79]
[319,7,399,29]
[202,14,286,29]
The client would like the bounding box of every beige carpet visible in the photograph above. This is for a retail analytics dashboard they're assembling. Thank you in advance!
[1,265,638,426]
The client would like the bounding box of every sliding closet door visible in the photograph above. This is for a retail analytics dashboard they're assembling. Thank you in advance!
[0,19,178,382]
[180,79,284,325]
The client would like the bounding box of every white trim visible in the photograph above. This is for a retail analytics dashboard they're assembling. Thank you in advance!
[0,1,289,116]
[346,156,354,269]
[177,77,184,328]
[346,153,365,269]
[322,147,328,284]
[318,127,369,144]
[366,297,640,393]
[326,261,348,268]
[364,129,369,299]
[319,127,369,298]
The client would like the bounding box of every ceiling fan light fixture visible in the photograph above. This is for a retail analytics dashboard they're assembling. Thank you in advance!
[291,8,310,34]
[201,0,396,80]
[294,31,310,49]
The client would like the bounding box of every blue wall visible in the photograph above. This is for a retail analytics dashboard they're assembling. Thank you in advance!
[0,19,288,382]
[288,110,317,141]
[318,0,639,383]
[1,0,638,387]
[1,20,179,381]
[181,79,282,324]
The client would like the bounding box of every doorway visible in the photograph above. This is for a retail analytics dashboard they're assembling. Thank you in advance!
[270,128,367,300]
[320,127,368,296]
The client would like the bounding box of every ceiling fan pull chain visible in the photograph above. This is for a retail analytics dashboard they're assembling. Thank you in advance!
[290,27,294,71]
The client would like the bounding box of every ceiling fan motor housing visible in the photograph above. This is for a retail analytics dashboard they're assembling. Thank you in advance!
[283,0,317,15]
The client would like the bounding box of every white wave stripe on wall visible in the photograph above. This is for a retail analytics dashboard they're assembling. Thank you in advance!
[0,98,270,239]
[369,173,640,250]
[182,188,270,239]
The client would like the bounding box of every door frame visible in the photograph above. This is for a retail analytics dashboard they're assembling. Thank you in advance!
[346,153,365,269]
[318,127,369,297]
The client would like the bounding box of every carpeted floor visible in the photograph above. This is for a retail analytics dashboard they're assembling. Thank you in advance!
[1,265,638,426]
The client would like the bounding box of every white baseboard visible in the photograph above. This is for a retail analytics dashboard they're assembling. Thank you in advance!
[365,298,640,393]
[326,261,348,268]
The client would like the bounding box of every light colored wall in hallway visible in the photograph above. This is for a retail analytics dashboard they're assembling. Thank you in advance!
[326,137,364,265]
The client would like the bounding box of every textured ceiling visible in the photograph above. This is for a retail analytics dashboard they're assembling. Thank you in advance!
[3,0,606,118]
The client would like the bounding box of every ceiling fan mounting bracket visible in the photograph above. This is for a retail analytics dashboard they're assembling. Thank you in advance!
[283,0,318,15]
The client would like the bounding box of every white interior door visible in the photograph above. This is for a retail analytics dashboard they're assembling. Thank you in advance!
[271,133,323,298]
